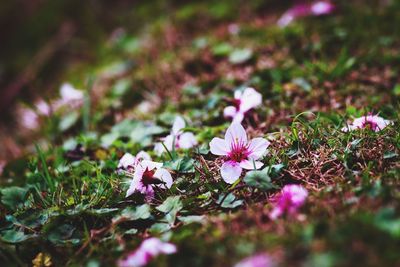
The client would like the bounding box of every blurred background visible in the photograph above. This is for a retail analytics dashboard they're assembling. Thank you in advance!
[0,0,289,161]
[0,0,398,165]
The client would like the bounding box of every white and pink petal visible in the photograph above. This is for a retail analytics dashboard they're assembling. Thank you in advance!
[172,116,186,135]
[225,123,248,145]
[209,137,230,156]
[154,168,173,189]
[223,106,237,118]
[178,132,197,149]
[247,137,270,159]
[239,87,262,112]
[239,160,263,170]
[118,153,136,169]
[220,161,242,184]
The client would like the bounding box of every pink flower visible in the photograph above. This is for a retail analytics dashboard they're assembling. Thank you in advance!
[270,184,308,220]
[35,100,51,116]
[223,88,262,123]
[118,151,152,172]
[209,123,270,184]
[154,116,197,155]
[311,1,335,15]
[234,253,274,267]
[277,1,334,27]
[341,114,392,132]
[126,160,173,199]
[0,160,5,176]
[228,23,240,35]
[54,83,84,109]
[118,237,177,267]
[18,106,39,130]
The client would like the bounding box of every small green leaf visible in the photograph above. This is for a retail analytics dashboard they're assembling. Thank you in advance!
[149,222,172,234]
[393,84,400,96]
[46,223,79,245]
[59,111,80,131]
[123,229,138,235]
[217,193,243,209]
[178,215,205,225]
[182,85,201,96]
[164,157,195,173]
[243,169,277,191]
[292,77,312,92]
[229,48,253,64]
[374,208,400,238]
[100,132,120,148]
[0,187,29,211]
[212,43,233,56]
[113,204,151,222]
[156,196,183,224]
[384,151,398,159]
[88,208,119,215]
[0,229,36,243]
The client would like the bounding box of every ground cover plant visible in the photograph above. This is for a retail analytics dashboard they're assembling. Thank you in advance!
[1,0,400,266]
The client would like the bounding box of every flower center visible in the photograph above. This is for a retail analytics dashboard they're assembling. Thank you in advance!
[174,135,181,149]
[232,99,241,111]
[228,140,249,162]
[362,119,378,131]
[142,168,157,186]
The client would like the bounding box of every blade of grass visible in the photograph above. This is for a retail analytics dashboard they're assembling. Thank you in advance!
[35,144,56,192]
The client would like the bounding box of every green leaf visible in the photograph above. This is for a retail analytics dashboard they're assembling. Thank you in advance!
[6,209,50,229]
[292,77,312,92]
[109,120,164,147]
[149,222,172,234]
[0,229,36,243]
[217,193,243,209]
[0,186,29,211]
[46,223,80,245]
[112,79,132,97]
[383,151,398,159]
[129,122,164,146]
[156,196,183,224]
[123,229,138,235]
[59,111,80,131]
[393,84,400,96]
[243,169,277,191]
[88,208,119,215]
[178,215,205,225]
[374,208,400,238]
[183,84,201,96]
[229,48,252,64]
[100,132,120,148]
[212,43,233,56]
[113,204,151,223]
[164,157,195,173]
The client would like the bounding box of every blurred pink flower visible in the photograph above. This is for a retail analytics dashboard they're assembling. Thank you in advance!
[234,253,274,267]
[126,160,173,199]
[35,100,51,116]
[209,123,270,184]
[0,161,5,176]
[311,1,335,15]
[54,83,84,109]
[277,1,335,27]
[118,237,177,267]
[18,106,39,130]
[270,184,308,220]
[17,100,51,130]
[341,114,392,132]
[154,116,197,155]
[224,88,262,123]
[118,151,152,172]
[228,23,240,35]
